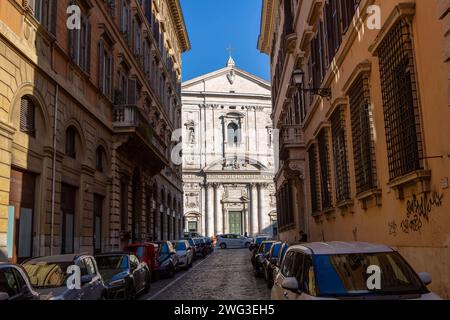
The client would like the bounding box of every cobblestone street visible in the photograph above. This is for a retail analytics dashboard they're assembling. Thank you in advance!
[141,249,270,300]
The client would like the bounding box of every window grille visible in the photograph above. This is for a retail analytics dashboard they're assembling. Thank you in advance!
[331,106,350,202]
[308,145,320,213]
[20,96,35,136]
[318,129,332,209]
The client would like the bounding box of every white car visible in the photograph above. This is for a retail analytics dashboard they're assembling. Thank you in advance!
[272,242,442,300]
[216,234,252,249]
[173,240,194,269]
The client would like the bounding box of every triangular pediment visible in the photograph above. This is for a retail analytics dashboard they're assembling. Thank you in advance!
[182,65,271,96]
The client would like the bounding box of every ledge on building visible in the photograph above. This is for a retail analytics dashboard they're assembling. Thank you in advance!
[323,207,336,221]
[336,199,355,215]
[356,188,382,210]
[388,170,432,200]
[284,33,298,54]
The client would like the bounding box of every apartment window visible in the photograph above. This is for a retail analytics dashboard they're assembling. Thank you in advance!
[95,146,104,172]
[69,15,91,74]
[20,96,36,136]
[324,0,342,64]
[120,176,129,232]
[143,39,151,79]
[120,0,131,35]
[378,18,423,180]
[133,18,142,57]
[331,106,350,202]
[65,126,77,159]
[33,0,57,35]
[283,0,294,35]
[340,0,361,33]
[308,145,320,213]
[98,39,113,99]
[318,129,332,209]
[349,73,377,194]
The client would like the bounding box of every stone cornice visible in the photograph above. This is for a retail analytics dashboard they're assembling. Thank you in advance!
[167,0,191,52]
[258,0,276,54]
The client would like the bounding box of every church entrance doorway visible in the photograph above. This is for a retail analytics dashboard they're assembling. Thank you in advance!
[228,211,242,235]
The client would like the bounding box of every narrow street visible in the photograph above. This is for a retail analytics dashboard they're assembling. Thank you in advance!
[141,249,270,300]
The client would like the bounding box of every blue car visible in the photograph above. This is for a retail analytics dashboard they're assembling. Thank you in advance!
[154,241,179,278]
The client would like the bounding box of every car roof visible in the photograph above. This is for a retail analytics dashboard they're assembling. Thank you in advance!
[24,253,90,264]
[289,242,395,255]
[95,252,131,257]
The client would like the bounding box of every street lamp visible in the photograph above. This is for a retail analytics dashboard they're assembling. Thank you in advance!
[293,69,331,99]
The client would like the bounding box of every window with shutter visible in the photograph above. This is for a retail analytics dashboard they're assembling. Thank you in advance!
[20,96,36,136]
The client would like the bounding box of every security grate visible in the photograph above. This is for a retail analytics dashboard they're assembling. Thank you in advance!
[308,145,320,213]
[331,106,350,202]
[318,129,333,209]
[378,18,423,180]
[349,74,377,194]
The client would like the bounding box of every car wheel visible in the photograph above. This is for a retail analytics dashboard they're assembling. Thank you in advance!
[125,282,137,300]
[143,272,151,294]
[220,243,227,249]
[189,259,193,268]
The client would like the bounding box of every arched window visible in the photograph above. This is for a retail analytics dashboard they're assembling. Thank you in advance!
[95,146,105,172]
[20,96,35,136]
[227,123,240,145]
[65,126,77,159]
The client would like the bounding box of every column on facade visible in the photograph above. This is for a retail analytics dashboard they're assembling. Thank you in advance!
[206,183,214,237]
[257,183,265,234]
[250,183,258,236]
[200,183,206,235]
[214,183,222,235]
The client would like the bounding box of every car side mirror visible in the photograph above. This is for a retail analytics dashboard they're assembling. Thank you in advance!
[0,292,9,300]
[81,275,93,285]
[418,272,432,286]
[282,277,299,292]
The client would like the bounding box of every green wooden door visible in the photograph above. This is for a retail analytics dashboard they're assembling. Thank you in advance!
[228,211,242,235]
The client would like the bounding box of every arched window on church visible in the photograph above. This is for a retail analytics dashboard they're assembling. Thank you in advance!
[227,123,240,145]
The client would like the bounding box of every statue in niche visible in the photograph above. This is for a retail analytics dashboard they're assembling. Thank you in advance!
[188,127,195,144]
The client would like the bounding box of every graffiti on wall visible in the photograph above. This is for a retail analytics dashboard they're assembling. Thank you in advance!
[399,192,444,234]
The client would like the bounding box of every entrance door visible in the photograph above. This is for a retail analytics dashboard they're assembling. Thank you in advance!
[228,211,242,235]
[9,169,36,263]
[61,184,76,254]
[93,194,103,254]
[188,221,198,233]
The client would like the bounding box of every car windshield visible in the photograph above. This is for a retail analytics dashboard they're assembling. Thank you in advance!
[313,252,427,297]
[24,262,72,288]
[176,242,186,251]
[264,242,273,253]
[271,244,281,258]
[96,255,128,272]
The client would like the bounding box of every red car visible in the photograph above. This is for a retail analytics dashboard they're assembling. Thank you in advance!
[127,243,160,281]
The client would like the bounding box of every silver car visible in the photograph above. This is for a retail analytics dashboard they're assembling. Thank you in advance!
[272,242,442,300]
[216,234,252,249]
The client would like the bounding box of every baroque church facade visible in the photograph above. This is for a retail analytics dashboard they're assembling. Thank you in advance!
[182,57,277,237]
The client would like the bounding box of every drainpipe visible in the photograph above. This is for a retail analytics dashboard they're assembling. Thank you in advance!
[50,84,59,256]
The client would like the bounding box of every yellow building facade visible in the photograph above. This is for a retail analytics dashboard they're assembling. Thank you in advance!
[0,0,189,262]
[259,0,450,298]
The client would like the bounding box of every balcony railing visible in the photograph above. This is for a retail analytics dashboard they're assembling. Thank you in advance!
[280,125,305,146]
[113,104,167,158]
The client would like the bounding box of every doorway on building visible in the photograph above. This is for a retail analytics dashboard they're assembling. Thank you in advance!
[9,169,36,263]
[61,184,76,254]
[228,211,243,235]
[188,221,198,233]
[93,194,103,254]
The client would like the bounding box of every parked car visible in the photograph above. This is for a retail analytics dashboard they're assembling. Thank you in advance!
[0,263,39,300]
[95,253,150,300]
[249,235,271,251]
[272,242,443,300]
[187,238,198,258]
[252,240,276,277]
[216,234,252,249]
[23,254,107,300]
[203,237,214,254]
[127,243,160,281]
[173,240,194,269]
[154,241,178,277]
[262,241,282,289]
[192,238,208,258]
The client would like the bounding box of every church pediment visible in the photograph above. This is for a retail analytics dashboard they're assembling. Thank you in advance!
[203,157,269,173]
[182,64,271,96]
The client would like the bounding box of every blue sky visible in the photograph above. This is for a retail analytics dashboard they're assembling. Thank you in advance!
[180,0,270,82]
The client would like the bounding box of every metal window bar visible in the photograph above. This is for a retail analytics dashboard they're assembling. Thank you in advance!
[349,74,378,194]
[331,106,351,202]
[318,129,333,209]
[378,18,423,180]
[308,145,321,213]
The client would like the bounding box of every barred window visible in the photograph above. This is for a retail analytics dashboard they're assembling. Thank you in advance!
[378,18,423,180]
[65,126,77,159]
[331,106,350,202]
[308,145,320,213]
[318,129,332,209]
[349,74,377,194]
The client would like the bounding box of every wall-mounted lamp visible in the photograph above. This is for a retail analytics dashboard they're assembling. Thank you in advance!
[293,69,331,99]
